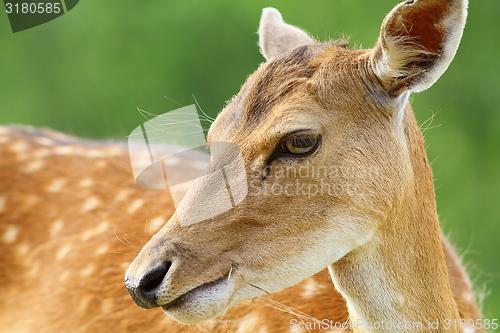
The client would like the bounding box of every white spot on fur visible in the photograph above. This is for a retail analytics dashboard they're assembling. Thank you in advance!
[23,159,45,173]
[59,270,70,282]
[236,315,268,333]
[56,244,72,260]
[80,229,93,242]
[79,178,94,187]
[17,243,30,255]
[301,277,326,298]
[33,148,51,158]
[147,216,166,234]
[79,265,95,277]
[106,146,123,156]
[0,127,11,135]
[127,199,144,214]
[114,188,132,202]
[94,160,107,168]
[86,149,105,158]
[463,328,475,333]
[80,221,110,241]
[94,244,109,255]
[51,219,64,237]
[0,196,6,212]
[10,141,30,153]
[2,225,20,243]
[81,196,100,212]
[120,262,130,272]
[96,221,110,234]
[53,146,73,155]
[47,178,67,193]
[34,136,56,146]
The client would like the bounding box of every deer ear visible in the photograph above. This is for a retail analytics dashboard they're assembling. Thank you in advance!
[258,8,314,61]
[372,0,468,94]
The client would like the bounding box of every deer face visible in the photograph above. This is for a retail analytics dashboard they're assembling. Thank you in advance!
[125,0,467,325]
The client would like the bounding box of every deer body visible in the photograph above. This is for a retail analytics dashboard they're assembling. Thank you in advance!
[0,126,349,332]
[125,0,484,332]
[0,127,482,332]
[0,0,484,332]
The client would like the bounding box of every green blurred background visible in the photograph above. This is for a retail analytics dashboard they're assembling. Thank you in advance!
[1,0,499,320]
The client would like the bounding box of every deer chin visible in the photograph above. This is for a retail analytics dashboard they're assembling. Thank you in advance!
[161,276,234,324]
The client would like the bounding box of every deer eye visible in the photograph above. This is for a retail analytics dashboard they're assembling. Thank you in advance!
[279,134,320,156]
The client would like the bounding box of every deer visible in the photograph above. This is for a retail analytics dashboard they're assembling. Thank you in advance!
[124,0,487,332]
[0,126,348,333]
[0,0,485,333]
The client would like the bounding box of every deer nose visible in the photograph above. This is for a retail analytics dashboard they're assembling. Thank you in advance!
[125,262,171,309]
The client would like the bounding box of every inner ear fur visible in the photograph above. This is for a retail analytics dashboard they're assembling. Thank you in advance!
[371,0,468,95]
[258,8,314,61]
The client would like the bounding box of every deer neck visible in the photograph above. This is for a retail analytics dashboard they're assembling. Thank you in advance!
[329,106,462,333]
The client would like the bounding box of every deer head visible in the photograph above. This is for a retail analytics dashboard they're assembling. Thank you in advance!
[125,0,468,329]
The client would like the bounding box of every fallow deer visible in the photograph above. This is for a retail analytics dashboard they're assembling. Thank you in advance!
[124,0,486,332]
[0,126,346,333]
[0,0,485,332]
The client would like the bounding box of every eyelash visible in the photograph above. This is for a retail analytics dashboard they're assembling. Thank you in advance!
[272,134,321,161]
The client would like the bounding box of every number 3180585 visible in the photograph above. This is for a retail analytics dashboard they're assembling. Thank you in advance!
[5,3,61,14]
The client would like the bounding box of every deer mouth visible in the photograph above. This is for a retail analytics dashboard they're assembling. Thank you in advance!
[161,275,233,324]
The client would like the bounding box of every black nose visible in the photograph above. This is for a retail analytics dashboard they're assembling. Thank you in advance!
[125,262,171,309]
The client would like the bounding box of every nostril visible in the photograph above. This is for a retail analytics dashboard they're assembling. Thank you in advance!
[126,262,171,309]
[138,262,171,294]
[139,263,170,293]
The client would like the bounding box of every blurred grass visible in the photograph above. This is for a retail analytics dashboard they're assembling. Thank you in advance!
[1,0,499,320]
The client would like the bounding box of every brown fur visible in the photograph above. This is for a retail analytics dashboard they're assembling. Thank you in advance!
[0,126,481,332]
[1,0,482,332]
[126,1,482,332]
[0,126,338,332]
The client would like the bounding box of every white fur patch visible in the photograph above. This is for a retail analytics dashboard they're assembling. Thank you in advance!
[235,315,267,333]
[301,277,326,298]
[147,216,166,234]
[2,225,20,243]
[23,159,45,173]
[127,199,144,214]
[80,221,110,241]
[81,196,100,212]
[114,188,132,202]
[17,243,30,256]
[94,244,109,255]
[56,244,72,260]
[10,141,30,153]
[46,178,67,193]
[79,178,94,187]
[53,146,73,155]
[50,219,64,237]
[34,136,56,146]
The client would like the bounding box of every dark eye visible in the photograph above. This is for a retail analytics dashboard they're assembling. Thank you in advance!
[279,134,320,156]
